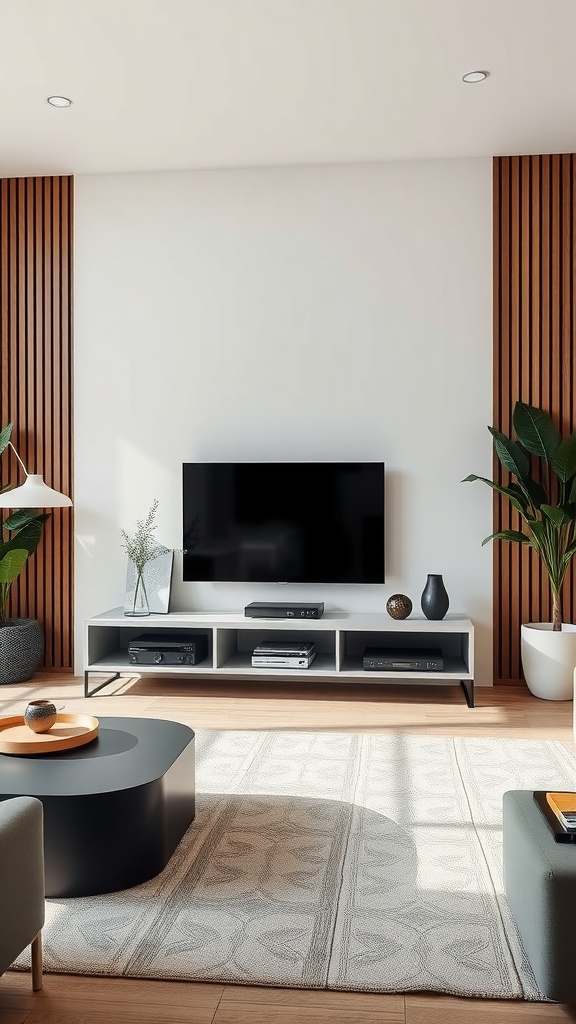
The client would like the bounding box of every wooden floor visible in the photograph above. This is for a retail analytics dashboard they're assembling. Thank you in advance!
[1,673,576,1024]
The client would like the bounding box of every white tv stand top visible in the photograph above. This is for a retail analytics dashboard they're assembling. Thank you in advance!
[89,607,472,633]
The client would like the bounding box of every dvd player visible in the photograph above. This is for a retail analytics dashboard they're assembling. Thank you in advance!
[252,640,315,655]
[362,647,444,671]
[244,601,324,619]
[251,654,316,669]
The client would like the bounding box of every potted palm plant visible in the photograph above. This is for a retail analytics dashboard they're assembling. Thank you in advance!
[0,424,50,684]
[464,401,576,700]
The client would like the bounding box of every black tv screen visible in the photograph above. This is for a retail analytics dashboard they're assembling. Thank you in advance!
[182,462,385,584]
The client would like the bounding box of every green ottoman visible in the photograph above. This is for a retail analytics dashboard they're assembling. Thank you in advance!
[503,790,576,1002]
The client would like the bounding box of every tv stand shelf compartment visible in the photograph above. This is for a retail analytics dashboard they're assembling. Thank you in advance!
[84,609,475,707]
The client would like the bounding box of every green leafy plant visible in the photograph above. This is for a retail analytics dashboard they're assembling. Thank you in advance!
[0,424,50,625]
[463,401,576,632]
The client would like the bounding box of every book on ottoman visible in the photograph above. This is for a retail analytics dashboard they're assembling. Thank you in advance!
[533,791,576,843]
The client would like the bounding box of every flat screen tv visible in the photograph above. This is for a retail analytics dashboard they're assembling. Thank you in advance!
[182,462,385,584]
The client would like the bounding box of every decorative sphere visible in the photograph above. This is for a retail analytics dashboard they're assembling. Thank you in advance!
[386,594,413,620]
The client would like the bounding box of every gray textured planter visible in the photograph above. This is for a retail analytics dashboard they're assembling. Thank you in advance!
[0,618,44,685]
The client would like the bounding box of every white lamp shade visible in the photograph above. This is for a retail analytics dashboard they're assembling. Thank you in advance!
[0,474,72,508]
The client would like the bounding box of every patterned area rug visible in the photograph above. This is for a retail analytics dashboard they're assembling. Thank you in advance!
[16,730,576,998]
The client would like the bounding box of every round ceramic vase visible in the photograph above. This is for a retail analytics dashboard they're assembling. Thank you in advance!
[24,699,58,733]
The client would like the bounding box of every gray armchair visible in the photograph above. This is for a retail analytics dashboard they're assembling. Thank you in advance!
[0,796,45,990]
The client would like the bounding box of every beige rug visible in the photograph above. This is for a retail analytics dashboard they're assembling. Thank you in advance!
[16,730,576,998]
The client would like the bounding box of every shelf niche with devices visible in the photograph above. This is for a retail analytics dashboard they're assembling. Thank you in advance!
[84,609,475,707]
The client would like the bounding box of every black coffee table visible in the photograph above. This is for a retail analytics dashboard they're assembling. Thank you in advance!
[0,716,195,898]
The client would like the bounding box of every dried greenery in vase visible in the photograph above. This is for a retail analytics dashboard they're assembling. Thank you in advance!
[121,499,164,616]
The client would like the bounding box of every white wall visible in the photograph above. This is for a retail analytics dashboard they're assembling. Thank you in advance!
[74,160,494,683]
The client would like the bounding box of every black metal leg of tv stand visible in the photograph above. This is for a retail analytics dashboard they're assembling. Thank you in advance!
[84,671,120,698]
[460,679,475,708]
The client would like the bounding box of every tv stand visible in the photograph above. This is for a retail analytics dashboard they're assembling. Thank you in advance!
[84,609,475,707]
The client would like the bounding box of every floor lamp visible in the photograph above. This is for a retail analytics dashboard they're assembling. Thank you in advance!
[0,434,72,684]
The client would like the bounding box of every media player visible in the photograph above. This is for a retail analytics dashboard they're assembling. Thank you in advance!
[362,647,444,671]
[244,601,324,619]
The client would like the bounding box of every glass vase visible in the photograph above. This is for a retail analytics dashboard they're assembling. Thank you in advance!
[125,570,150,617]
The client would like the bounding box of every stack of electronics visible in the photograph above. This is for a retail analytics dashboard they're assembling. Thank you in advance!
[251,640,316,669]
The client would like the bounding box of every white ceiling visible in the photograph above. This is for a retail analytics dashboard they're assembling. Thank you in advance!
[1,0,576,177]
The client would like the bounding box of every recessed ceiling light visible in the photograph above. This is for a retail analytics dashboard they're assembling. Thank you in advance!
[46,95,72,108]
[462,71,489,84]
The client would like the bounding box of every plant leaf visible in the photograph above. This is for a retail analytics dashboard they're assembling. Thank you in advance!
[541,504,569,527]
[562,540,576,565]
[4,515,49,556]
[522,476,548,509]
[512,402,560,460]
[488,428,530,479]
[551,433,576,482]
[0,548,29,584]
[3,508,48,531]
[559,502,576,522]
[0,423,12,458]
[481,530,531,546]
[461,474,528,515]
[525,518,547,541]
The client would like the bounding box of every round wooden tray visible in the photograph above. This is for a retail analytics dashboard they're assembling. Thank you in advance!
[0,713,99,754]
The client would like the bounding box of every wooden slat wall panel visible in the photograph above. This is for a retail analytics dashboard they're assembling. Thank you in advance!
[493,155,576,685]
[0,175,73,671]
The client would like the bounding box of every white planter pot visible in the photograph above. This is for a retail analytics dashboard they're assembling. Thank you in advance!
[520,623,576,701]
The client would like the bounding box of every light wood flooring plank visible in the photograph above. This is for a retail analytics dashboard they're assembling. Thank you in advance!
[0,1007,30,1024]
[22,1004,217,1024]
[405,993,576,1023]
[220,985,404,1012]
[1,973,223,1010]
[213,1002,404,1024]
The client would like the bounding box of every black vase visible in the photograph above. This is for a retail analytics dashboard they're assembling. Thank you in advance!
[421,574,449,620]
